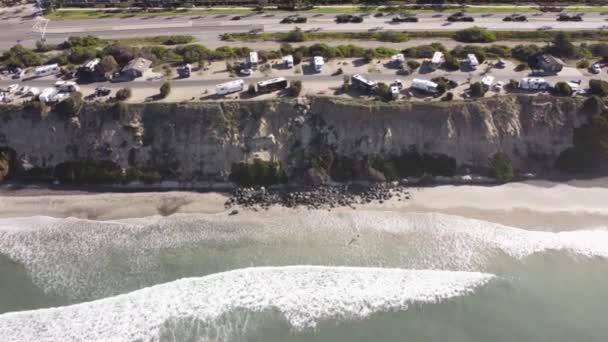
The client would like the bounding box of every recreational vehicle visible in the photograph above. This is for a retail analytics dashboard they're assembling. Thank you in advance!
[39,87,59,103]
[282,55,294,68]
[411,78,438,93]
[390,53,405,67]
[351,74,376,93]
[430,52,445,69]
[33,64,60,77]
[481,75,495,88]
[256,77,288,93]
[467,54,479,69]
[313,56,324,72]
[519,77,548,90]
[216,79,245,95]
[248,51,259,68]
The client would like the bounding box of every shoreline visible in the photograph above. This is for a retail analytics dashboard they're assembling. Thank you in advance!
[2,178,608,231]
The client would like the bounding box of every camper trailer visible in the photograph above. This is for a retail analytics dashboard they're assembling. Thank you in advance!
[467,54,479,69]
[282,55,294,68]
[177,64,192,78]
[390,53,405,67]
[411,78,438,93]
[256,77,288,93]
[248,51,259,68]
[313,56,324,72]
[519,77,548,91]
[430,52,445,69]
[33,64,60,78]
[39,87,59,103]
[216,79,245,95]
[481,75,495,88]
[351,74,376,93]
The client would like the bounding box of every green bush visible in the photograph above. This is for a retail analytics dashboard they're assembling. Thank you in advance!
[159,81,171,99]
[402,43,446,59]
[63,35,102,48]
[363,49,375,63]
[491,152,514,181]
[443,53,460,71]
[0,147,16,182]
[229,159,287,186]
[54,92,83,117]
[54,160,124,184]
[285,27,307,42]
[124,167,162,184]
[373,82,393,102]
[68,46,98,64]
[590,79,608,96]
[1,44,43,68]
[406,60,420,70]
[377,31,408,43]
[453,27,496,43]
[512,44,542,62]
[115,88,132,101]
[441,92,454,101]
[288,80,302,97]
[514,63,527,72]
[469,82,486,98]
[552,82,573,97]
[577,59,590,69]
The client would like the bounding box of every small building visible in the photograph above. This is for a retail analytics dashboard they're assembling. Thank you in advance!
[390,53,405,67]
[536,54,564,74]
[467,54,479,69]
[430,51,445,68]
[177,64,192,78]
[351,74,376,93]
[313,56,324,73]
[33,64,60,78]
[519,77,548,90]
[282,55,294,68]
[411,78,438,93]
[216,79,245,95]
[121,57,152,80]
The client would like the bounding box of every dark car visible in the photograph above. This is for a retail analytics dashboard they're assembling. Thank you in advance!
[95,87,111,97]
[281,16,307,24]
[392,16,419,23]
[503,14,527,22]
[447,12,474,22]
[231,16,242,21]
[557,13,583,21]
[335,14,364,23]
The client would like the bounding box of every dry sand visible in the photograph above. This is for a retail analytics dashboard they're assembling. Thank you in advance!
[1,179,607,231]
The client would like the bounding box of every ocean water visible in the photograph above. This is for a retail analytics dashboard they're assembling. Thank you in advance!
[0,210,607,341]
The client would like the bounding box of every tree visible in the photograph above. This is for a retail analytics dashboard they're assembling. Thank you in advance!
[98,55,119,77]
[1,44,43,68]
[288,80,302,97]
[55,92,84,118]
[550,32,577,59]
[373,82,393,102]
[491,152,514,181]
[115,88,132,101]
[469,82,486,98]
[363,49,375,63]
[285,27,307,42]
[552,82,572,97]
[159,81,171,99]
[590,79,608,97]
[443,53,460,71]
[406,60,420,70]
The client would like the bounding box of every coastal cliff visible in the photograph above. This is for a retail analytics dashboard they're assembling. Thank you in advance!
[0,95,586,184]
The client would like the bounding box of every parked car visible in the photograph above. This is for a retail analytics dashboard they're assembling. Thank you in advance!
[494,82,504,91]
[335,14,363,23]
[231,16,242,21]
[392,16,418,23]
[590,63,601,74]
[557,13,582,21]
[6,84,19,93]
[280,16,307,24]
[447,12,474,22]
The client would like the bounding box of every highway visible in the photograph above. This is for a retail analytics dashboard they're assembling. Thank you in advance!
[2,9,608,51]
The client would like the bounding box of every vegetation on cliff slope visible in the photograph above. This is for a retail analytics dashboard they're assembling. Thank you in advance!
[229,159,287,187]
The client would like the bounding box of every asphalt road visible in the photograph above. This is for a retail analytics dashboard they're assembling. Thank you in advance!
[2,10,608,51]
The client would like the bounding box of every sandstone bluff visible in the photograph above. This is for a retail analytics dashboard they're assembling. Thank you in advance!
[0,95,585,184]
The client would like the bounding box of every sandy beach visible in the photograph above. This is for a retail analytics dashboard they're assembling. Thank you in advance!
[1,179,607,231]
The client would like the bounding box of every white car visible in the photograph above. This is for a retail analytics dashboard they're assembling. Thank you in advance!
[590,64,601,74]
[494,82,504,91]
[6,84,19,93]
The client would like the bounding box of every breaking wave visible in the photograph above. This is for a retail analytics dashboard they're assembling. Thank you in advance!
[0,266,493,342]
[0,212,607,301]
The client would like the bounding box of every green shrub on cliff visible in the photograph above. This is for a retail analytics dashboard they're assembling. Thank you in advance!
[556,110,608,174]
[552,82,573,97]
[288,80,302,97]
[589,79,608,97]
[491,152,514,181]
[0,147,16,182]
[54,160,124,184]
[229,159,287,186]
[54,92,83,117]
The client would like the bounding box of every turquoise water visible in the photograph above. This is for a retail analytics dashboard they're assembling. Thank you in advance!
[0,211,607,341]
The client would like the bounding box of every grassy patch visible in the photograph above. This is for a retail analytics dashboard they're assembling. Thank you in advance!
[47,8,252,20]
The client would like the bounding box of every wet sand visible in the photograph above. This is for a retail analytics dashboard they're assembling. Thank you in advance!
[1,179,608,231]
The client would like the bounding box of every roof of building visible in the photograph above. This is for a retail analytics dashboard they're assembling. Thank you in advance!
[123,57,152,73]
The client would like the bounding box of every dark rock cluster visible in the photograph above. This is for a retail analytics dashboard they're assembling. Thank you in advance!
[225,183,410,211]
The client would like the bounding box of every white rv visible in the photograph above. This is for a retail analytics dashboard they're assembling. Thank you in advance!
[411,78,438,93]
[430,51,445,68]
[39,87,59,103]
[313,56,324,72]
[248,51,259,67]
[467,54,479,69]
[519,77,548,90]
[283,55,294,68]
[33,64,60,78]
[351,74,376,92]
[216,79,245,95]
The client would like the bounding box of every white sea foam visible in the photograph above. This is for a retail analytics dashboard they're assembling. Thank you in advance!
[0,212,607,300]
[0,266,493,342]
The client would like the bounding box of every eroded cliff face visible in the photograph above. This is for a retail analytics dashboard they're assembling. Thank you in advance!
[0,95,585,182]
